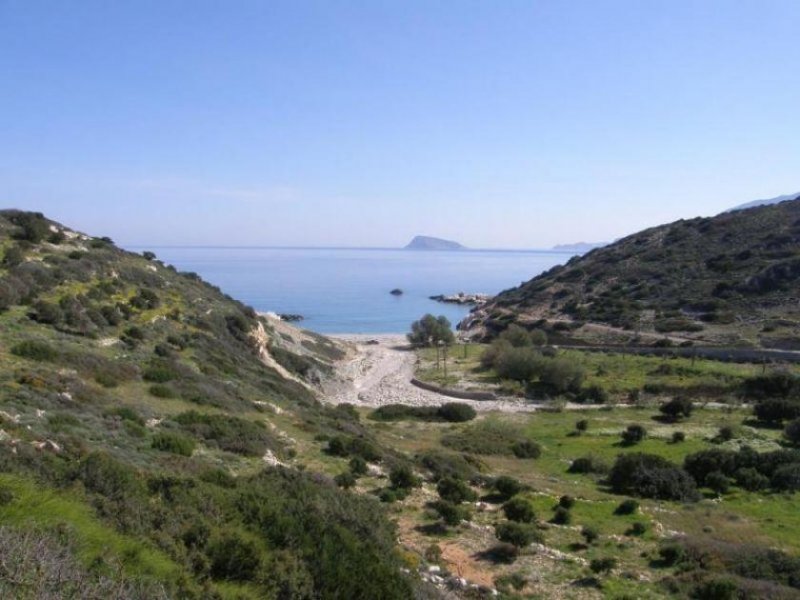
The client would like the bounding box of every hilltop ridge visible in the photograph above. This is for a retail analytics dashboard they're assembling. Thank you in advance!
[464,198,800,348]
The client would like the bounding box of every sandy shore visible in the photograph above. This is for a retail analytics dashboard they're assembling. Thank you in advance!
[323,334,539,412]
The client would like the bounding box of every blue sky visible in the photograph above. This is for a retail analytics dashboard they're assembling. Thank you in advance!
[1,0,798,248]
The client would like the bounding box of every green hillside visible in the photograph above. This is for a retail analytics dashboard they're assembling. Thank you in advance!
[0,210,417,599]
[467,198,800,347]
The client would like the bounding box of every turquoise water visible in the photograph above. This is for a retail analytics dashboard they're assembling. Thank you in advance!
[146,247,573,333]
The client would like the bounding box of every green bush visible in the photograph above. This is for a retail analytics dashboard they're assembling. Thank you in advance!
[370,403,476,423]
[502,497,536,523]
[495,476,525,500]
[558,495,576,509]
[389,465,421,490]
[590,557,617,575]
[660,396,693,420]
[785,419,800,446]
[11,340,58,362]
[581,525,599,545]
[148,384,176,398]
[436,477,477,504]
[442,418,534,457]
[511,439,541,459]
[494,522,542,547]
[552,506,571,525]
[493,346,543,382]
[151,432,195,456]
[614,499,639,515]
[568,455,610,475]
[207,531,263,581]
[174,411,279,457]
[609,453,699,501]
[621,424,647,445]
[432,500,471,526]
[335,472,357,489]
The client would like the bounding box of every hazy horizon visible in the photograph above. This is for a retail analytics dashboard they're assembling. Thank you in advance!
[2,1,798,247]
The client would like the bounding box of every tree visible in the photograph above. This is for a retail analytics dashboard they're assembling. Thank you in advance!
[660,397,693,421]
[407,315,455,347]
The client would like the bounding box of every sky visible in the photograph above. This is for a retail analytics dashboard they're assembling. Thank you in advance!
[1,0,798,249]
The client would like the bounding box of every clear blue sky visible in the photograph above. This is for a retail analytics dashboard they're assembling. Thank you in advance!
[1,1,798,248]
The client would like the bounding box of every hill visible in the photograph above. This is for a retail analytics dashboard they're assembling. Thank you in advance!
[551,241,607,254]
[464,199,800,348]
[0,210,419,598]
[405,235,465,250]
[727,191,800,212]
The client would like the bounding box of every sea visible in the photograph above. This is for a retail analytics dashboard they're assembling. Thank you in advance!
[144,247,574,334]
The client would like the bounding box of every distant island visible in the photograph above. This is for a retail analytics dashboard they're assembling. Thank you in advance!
[404,235,466,251]
[552,241,606,253]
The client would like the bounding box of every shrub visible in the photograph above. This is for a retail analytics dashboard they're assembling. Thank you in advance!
[589,557,617,575]
[539,358,585,394]
[142,364,177,383]
[734,467,770,491]
[552,506,571,525]
[683,449,739,485]
[717,425,736,442]
[432,500,471,526]
[495,476,525,500]
[148,384,176,398]
[436,403,477,423]
[349,456,368,476]
[389,465,421,490]
[151,432,195,456]
[743,370,800,400]
[576,385,608,404]
[771,463,800,492]
[207,532,263,581]
[621,424,647,445]
[568,455,610,475]
[627,522,648,536]
[494,346,543,382]
[693,577,738,600]
[442,418,532,457]
[754,398,800,424]
[502,497,536,523]
[495,522,542,547]
[175,411,279,457]
[672,431,686,443]
[575,419,589,433]
[785,419,800,446]
[334,472,357,489]
[706,471,731,495]
[609,453,699,501]
[326,435,381,462]
[498,324,535,347]
[483,543,519,564]
[418,451,480,482]
[581,526,599,545]
[511,440,541,459]
[558,495,576,509]
[660,397,693,420]
[11,340,58,362]
[436,477,477,504]
[615,499,639,515]
[658,542,686,566]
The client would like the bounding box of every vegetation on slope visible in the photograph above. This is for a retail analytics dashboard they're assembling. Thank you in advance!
[468,198,800,348]
[0,210,417,598]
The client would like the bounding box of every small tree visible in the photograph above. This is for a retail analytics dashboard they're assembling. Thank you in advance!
[498,324,534,348]
[407,315,455,347]
[495,476,524,500]
[494,522,541,547]
[433,500,471,526]
[552,506,571,525]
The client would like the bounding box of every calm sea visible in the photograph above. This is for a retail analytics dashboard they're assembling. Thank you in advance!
[144,247,573,334]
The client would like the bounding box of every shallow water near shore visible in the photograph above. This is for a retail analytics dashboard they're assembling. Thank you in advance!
[144,247,572,333]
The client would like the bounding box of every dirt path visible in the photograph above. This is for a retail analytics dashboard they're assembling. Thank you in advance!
[323,335,538,412]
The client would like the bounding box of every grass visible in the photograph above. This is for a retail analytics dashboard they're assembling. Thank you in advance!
[0,473,180,582]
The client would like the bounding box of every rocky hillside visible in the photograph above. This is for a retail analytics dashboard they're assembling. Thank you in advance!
[0,210,420,599]
[465,198,800,348]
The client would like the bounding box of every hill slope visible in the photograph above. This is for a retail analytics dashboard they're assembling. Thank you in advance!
[0,210,418,599]
[465,199,800,348]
